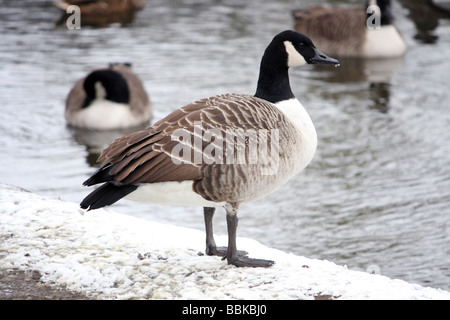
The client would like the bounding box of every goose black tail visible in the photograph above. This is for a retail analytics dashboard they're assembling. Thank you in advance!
[83,165,114,187]
[80,182,137,210]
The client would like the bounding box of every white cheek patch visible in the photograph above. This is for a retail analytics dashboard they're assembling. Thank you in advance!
[94,81,107,99]
[284,41,307,67]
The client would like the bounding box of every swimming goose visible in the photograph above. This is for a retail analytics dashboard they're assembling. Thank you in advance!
[53,0,145,12]
[65,63,152,130]
[53,0,145,27]
[80,31,339,267]
[293,0,407,58]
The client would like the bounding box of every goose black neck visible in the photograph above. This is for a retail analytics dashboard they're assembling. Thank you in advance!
[366,0,393,26]
[82,70,130,108]
[254,47,295,104]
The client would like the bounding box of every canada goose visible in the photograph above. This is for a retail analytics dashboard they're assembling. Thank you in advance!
[80,31,339,267]
[293,0,407,58]
[65,63,152,130]
[53,0,145,27]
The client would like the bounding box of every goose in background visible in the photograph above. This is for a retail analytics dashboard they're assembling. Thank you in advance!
[65,63,152,130]
[80,31,339,268]
[293,0,407,58]
[397,0,450,43]
[53,0,145,27]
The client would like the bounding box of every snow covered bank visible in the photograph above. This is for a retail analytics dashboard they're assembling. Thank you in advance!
[1,183,449,300]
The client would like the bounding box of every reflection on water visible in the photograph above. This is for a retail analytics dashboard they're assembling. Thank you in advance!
[69,124,150,167]
[313,57,404,83]
[1,0,450,291]
[368,82,391,113]
[398,0,450,43]
[311,56,404,112]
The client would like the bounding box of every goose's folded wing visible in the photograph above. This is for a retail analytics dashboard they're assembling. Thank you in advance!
[92,93,287,185]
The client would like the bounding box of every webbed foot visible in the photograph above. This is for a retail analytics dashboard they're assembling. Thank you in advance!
[224,255,275,268]
[206,245,247,257]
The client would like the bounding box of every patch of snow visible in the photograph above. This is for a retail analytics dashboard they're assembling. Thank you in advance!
[1,183,449,300]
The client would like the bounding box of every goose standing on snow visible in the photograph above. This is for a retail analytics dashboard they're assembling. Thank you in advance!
[80,31,339,267]
[293,0,407,58]
[65,63,152,130]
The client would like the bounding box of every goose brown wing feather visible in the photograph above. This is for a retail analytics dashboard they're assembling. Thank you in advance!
[95,93,287,186]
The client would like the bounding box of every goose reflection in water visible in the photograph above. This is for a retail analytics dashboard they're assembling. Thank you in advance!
[310,57,404,113]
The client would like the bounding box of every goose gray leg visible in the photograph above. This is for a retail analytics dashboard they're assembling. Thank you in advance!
[203,207,247,257]
[204,207,226,256]
[223,203,275,268]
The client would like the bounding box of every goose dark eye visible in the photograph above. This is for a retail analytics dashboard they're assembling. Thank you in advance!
[298,42,305,48]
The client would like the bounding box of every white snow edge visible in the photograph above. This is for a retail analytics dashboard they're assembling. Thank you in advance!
[1,183,449,300]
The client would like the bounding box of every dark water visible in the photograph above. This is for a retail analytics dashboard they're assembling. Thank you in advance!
[1,0,450,291]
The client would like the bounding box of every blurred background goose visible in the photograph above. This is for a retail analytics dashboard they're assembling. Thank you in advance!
[293,0,407,58]
[65,63,152,130]
[53,0,146,27]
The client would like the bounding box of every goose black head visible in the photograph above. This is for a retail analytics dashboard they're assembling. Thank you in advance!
[268,30,340,68]
[255,30,339,103]
[82,69,130,109]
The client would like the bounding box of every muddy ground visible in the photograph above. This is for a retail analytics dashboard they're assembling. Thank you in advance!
[0,268,335,300]
[0,268,92,300]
